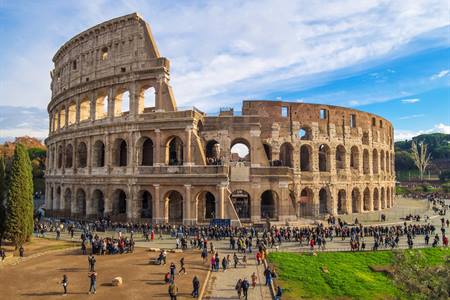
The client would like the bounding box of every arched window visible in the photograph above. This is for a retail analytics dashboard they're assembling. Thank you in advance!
[93,140,105,167]
[263,143,272,162]
[279,142,294,167]
[166,190,183,223]
[114,90,130,117]
[363,149,370,174]
[141,138,154,166]
[76,188,86,215]
[231,190,251,219]
[319,188,329,214]
[92,189,105,216]
[114,139,128,166]
[197,191,216,220]
[140,190,152,218]
[57,145,63,169]
[372,149,379,174]
[65,144,73,168]
[230,139,250,163]
[205,140,221,165]
[167,137,183,165]
[298,126,312,140]
[300,145,311,171]
[299,188,313,216]
[373,188,379,210]
[363,187,370,211]
[79,98,91,121]
[335,145,346,170]
[318,144,330,172]
[64,188,71,212]
[68,103,76,126]
[95,94,108,120]
[77,142,87,168]
[139,86,156,113]
[352,188,361,213]
[113,189,127,215]
[380,150,385,172]
[261,190,278,219]
[350,146,359,170]
[337,190,346,214]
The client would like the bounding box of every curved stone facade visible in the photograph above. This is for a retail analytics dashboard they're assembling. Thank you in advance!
[45,13,395,224]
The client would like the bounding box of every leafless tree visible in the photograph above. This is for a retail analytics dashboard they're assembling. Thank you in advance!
[411,141,431,181]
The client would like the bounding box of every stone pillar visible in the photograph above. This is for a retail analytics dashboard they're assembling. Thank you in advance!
[329,187,337,216]
[90,91,96,122]
[104,188,113,215]
[216,183,226,219]
[108,88,115,120]
[183,184,193,224]
[154,129,162,166]
[251,183,261,223]
[184,126,193,166]
[250,129,261,167]
[312,187,320,217]
[153,184,162,224]
[129,82,138,119]
[278,182,292,222]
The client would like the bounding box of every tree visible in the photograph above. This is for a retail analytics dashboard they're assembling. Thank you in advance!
[411,141,431,181]
[392,250,449,300]
[0,156,6,245]
[4,144,34,248]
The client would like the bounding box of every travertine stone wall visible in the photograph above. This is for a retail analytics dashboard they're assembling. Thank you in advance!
[45,13,395,225]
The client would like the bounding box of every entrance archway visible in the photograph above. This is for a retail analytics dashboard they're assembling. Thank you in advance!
[352,188,361,213]
[319,188,329,214]
[166,191,183,223]
[197,191,216,222]
[231,190,251,219]
[139,190,152,219]
[261,190,278,219]
[113,189,127,216]
[299,188,313,216]
[92,189,105,217]
[363,187,371,211]
[337,189,346,214]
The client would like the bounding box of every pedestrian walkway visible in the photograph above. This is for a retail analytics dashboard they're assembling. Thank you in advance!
[204,250,272,300]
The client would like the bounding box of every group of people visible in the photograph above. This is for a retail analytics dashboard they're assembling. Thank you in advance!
[59,255,98,296]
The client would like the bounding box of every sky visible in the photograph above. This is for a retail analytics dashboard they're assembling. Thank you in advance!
[0,0,449,142]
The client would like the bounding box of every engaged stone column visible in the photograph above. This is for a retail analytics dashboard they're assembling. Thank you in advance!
[216,183,226,219]
[153,184,162,224]
[183,184,193,224]
[184,126,193,166]
[154,129,161,166]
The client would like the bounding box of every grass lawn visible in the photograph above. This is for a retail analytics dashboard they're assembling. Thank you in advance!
[3,237,78,256]
[268,248,449,300]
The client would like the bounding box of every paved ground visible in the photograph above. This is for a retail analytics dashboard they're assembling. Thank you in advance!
[0,247,208,300]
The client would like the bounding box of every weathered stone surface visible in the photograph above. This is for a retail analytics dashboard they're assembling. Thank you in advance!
[112,277,123,286]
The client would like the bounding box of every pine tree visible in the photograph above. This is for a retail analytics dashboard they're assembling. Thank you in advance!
[0,156,6,245]
[5,144,34,248]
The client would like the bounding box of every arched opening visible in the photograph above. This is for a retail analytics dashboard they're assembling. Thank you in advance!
[68,103,76,126]
[92,189,105,217]
[380,150,385,172]
[231,190,251,219]
[300,145,312,171]
[65,144,73,168]
[372,149,379,174]
[114,90,130,116]
[77,142,87,168]
[95,95,108,120]
[59,107,66,128]
[57,145,63,169]
[139,190,152,218]
[363,149,370,174]
[205,140,221,165]
[337,189,347,214]
[299,188,313,216]
[373,188,379,210]
[165,191,183,223]
[167,136,183,165]
[350,146,359,170]
[141,138,154,166]
[352,188,361,213]
[261,190,278,219]
[230,139,250,163]
[335,145,346,170]
[319,188,329,214]
[76,188,86,216]
[64,188,71,213]
[298,126,312,140]
[279,142,294,167]
[197,191,216,221]
[363,188,370,211]
[263,143,272,162]
[113,189,127,215]
[93,140,105,167]
[386,152,390,174]
[381,187,386,209]
[56,186,61,210]
[139,86,156,113]
[318,144,330,172]
[114,139,128,167]
[79,98,90,121]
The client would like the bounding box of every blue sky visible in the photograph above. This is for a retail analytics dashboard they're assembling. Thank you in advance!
[0,0,449,141]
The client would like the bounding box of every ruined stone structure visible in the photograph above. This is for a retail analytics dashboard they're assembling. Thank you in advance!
[45,13,395,225]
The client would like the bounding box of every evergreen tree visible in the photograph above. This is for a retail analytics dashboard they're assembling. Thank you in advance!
[0,156,6,245]
[5,144,34,248]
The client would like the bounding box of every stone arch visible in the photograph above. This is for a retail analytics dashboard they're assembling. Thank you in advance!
[138,85,156,113]
[380,150,385,172]
[373,188,380,210]
[300,145,312,171]
[92,189,105,217]
[263,143,272,162]
[68,102,76,126]
[319,187,330,214]
[93,140,105,167]
[381,187,386,209]
[298,126,312,140]
[363,149,370,174]
[166,136,184,165]
[57,145,63,169]
[77,142,87,168]
[75,188,86,216]
[55,186,61,210]
[350,146,360,170]
[114,89,130,116]
[95,93,108,120]
[261,190,278,219]
[113,138,128,166]
[352,188,361,213]
[205,140,221,165]
[372,149,379,174]
[59,106,66,128]
[138,137,154,166]
[79,97,91,121]
[65,144,73,168]
[138,190,153,218]
[280,142,294,167]
[63,188,72,213]
[230,138,251,163]
[112,189,127,215]
[231,190,251,219]
[318,144,331,172]
[363,187,371,211]
[337,189,347,214]
[164,190,183,223]
[335,145,346,170]
[299,188,313,216]
[196,191,216,221]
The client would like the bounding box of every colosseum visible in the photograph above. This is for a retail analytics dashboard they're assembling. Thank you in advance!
[44,13,395,225]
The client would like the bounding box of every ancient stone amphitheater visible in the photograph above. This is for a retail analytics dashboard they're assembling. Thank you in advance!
[45,13,395,225]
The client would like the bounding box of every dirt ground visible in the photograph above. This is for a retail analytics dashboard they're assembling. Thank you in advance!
[0,247,208,299]
[2,237,77,256]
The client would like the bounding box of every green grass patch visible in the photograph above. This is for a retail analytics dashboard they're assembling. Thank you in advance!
[268,248,449,300]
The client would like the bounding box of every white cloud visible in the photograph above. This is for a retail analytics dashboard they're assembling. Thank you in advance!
[398,114,425,120]
[401,98,420,104]
[395,123,450,140]
[431,69,450,80]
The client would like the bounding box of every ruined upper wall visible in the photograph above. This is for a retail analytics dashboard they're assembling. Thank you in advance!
[50,13,168,101]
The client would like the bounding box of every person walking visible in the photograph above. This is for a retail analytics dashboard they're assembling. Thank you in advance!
[264,267,272,286]
[235,279,243,299]
[60,274,68,296]
[251,272,257,288]
[88,271,97,295]
[275,285,283,300]
[178,257,187,275]
[19,246,24,257]
[170,262,177,281]
[192,275,200,298]
[241,278,250,300]
[168,281,178,300]
[88,255,96,272]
